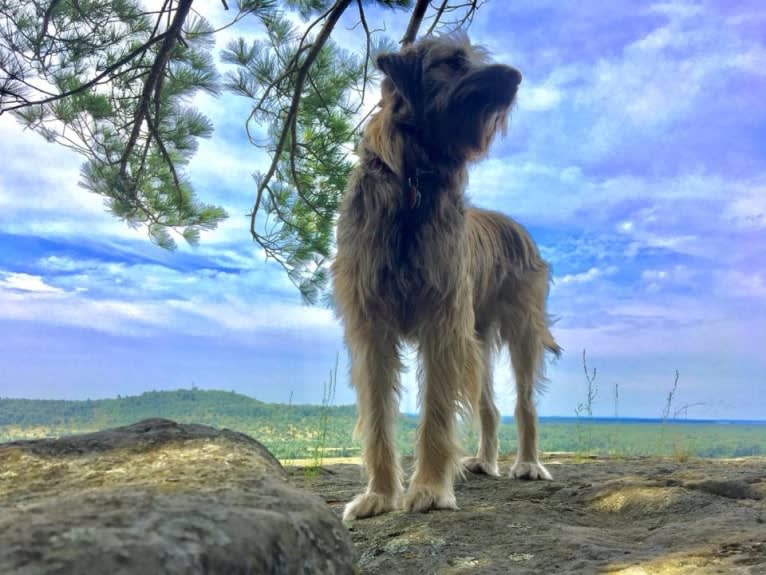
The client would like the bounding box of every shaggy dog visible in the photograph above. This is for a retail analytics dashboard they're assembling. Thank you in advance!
[332,34,561,520]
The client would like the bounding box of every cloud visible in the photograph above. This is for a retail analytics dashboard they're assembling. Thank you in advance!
[0,261,340,340]
[557,266,616,286]
[489,0,766,181]
[0,116,153,243]
[519,84,562,112]
[0,281,168,336]
[714,270,766,301]
[724,186,766,231]
[0,272,63,293]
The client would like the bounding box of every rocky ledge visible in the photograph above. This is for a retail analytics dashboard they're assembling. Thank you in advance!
[0,419,355,574]
[296,454,765,574]
[2,420,764,574]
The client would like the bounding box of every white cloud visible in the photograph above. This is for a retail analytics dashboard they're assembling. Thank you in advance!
[641,269,668,282]
[732,47,766,76]
[505,2,764,166]
[0,116,151,242]
[724,186,766,230]
[519,84,562,112]
[0,283,168,335]
[641,265,697,292]
[0,261,340,339]
[0,272,63,293]
[557,267,605,285]
[714,270,766,301]
[648,2,705,20]
[1,253,339,341]
[166,299,338,332]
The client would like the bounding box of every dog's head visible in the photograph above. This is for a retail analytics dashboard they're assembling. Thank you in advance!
[373,33,521,165]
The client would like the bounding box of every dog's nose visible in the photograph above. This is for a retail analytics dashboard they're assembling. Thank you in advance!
[508,67,522,88]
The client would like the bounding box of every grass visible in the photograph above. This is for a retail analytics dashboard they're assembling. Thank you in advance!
[304,354,339,477]
[3,411,764,462]
[573,349,599,459]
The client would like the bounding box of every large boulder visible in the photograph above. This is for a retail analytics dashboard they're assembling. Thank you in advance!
[0,418,356,574]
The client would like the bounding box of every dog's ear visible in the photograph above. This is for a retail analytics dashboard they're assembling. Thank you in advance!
[376,51,420,106]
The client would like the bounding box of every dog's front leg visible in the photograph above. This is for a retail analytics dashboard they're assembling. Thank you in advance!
[343,328,403,521]
[404,326,483,512]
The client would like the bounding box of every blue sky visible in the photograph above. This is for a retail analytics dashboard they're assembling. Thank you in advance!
[1,1,764,419]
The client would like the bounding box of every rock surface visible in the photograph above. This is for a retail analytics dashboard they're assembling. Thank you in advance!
[0,419,355,574]
[295,454,766,574]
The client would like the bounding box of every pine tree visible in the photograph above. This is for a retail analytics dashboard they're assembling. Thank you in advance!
[0,0,483,302]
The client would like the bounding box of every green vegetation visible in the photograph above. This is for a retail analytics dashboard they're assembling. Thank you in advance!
[0,389,357,460]
[1,389,764,461]
[531,419,766,459]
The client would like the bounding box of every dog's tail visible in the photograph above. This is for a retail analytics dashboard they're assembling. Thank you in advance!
[543,317,562,359]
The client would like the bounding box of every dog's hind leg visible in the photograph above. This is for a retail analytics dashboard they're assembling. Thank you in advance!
[504,273,556,480]
[462,336,501,476]
[343,326,404,521]
[404,314,483,512]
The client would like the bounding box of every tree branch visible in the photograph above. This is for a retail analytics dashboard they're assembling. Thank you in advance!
[37,0,63,48]
[425,0,449,36]
[401,0,430,45]
[249,0,353,241]
[120,0,194,203]
[354,0,372,111]
[1,30,170,115]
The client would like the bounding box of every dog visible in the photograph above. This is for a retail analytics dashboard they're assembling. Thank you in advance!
[331,33,561,520]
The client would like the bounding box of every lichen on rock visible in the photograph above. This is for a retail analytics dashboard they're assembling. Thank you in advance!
[0,418,356,574]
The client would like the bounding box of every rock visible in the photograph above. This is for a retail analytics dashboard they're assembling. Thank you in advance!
[0,418,356,574]
[296,455,766,574]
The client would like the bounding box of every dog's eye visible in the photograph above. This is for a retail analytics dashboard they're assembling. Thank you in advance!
[442,57,465,71]
[429,56,465,73]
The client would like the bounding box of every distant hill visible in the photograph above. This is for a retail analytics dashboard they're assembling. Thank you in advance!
[2,389,763,460]
[0,388,356,428]
[0,389,366,459]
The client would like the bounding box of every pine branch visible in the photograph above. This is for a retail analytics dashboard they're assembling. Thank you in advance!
[37,0,63,48]
[0,31,170,114]
[401,0,429,45]
[355,0,372,110]
[120,0,194,204]
[425,0,449,36]
[249,0,352,240]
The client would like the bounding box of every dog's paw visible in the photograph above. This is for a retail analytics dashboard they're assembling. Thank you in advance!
[510,460,553,481]
[402,483,458,513]
[343,492,398,521]
[461,456,500,477]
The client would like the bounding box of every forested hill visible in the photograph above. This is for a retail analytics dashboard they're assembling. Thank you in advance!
[0,389,356,429]
[3,390,764,460]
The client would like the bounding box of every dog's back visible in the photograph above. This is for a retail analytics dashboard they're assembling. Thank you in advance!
[466,208,560,356]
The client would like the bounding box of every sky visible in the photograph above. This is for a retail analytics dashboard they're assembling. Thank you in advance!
[1,1,764,419]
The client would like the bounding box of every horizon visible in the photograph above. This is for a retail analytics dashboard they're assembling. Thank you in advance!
[2,387,765,424]
[1,1,765,420]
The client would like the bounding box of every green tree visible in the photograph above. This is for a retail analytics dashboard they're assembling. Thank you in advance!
[0,0,483,301]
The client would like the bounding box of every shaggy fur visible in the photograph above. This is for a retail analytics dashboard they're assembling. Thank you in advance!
[332,34,561,521]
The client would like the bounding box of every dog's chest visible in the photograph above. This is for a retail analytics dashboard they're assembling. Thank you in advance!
[339,184,466,331]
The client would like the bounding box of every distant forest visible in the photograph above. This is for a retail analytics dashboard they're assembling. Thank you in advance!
[0,388,355,427]
[0,389,364,459]
[2,389,764,460]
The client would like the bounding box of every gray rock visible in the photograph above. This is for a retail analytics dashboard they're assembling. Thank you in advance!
[0,418,356,574]
[299,455,766,574]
